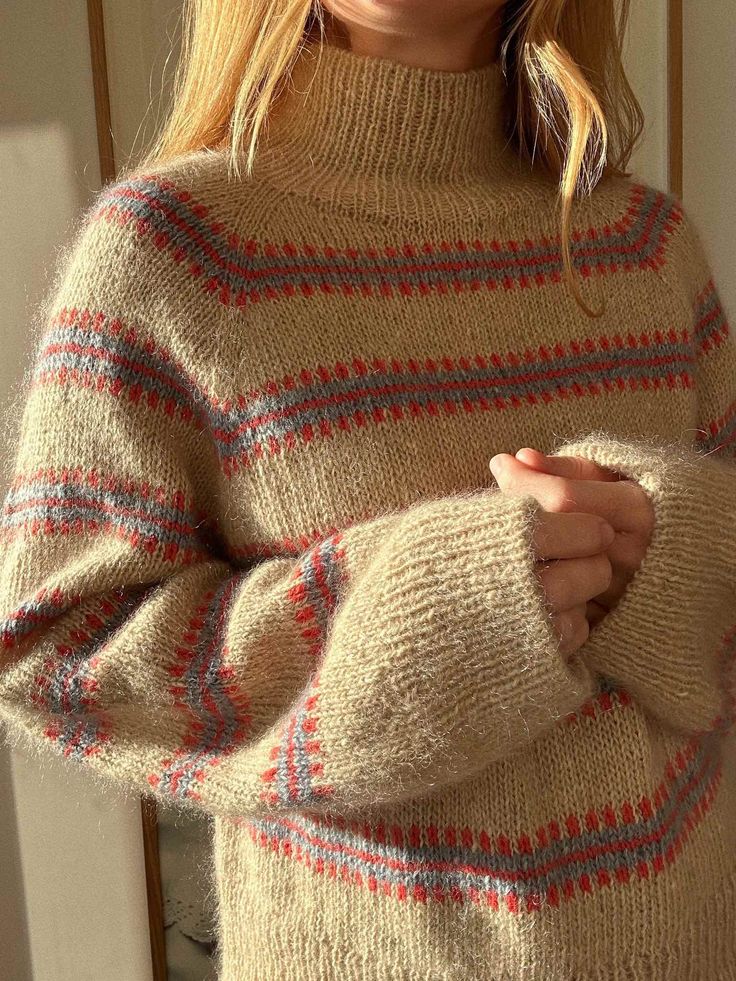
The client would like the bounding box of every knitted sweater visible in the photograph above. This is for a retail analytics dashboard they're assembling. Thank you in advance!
[1,40,735,981]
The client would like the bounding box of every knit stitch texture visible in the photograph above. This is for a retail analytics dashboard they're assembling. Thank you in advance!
[1,40,735,980]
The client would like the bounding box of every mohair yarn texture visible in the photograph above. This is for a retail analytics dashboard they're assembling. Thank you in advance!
[1,40,735,981]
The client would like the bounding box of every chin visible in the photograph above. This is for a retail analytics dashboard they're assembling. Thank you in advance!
[325,0,501,19]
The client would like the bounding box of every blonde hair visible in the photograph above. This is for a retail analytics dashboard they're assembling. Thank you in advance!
[132,0,644,316]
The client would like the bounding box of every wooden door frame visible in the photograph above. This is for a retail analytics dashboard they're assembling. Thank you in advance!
[668,0,684,196]
[85,4,167,980]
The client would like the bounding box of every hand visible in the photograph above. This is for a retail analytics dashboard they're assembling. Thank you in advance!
[489,447,655,627]
[527,508,616,657]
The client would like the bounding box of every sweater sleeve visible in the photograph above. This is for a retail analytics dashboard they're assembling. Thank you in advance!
[549,202,736,738]
[0,193,595,820]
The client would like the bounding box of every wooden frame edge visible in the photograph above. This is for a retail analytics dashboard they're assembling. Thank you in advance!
[86,0,116,186]
[85,3,167,980]
[140,797,168,980]
[668,0,684,197]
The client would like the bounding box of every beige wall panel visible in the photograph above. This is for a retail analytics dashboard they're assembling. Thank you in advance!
[683,3,736,320]
[625,1,670,189]
[103,0,183,169]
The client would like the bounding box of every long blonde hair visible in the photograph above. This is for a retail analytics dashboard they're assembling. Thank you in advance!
[132,0,644,316]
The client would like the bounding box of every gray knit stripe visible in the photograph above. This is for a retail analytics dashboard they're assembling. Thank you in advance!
[99,180,677,294]
[249,735,721,900]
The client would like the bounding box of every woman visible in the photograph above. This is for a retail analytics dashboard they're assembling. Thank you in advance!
[1,1,734,978]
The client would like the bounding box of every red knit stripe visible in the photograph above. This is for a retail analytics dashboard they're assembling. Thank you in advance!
[238,728,721,910]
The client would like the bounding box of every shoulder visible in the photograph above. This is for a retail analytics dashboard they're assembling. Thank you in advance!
[48,148,263,315]
[70,147,241,265]
[30,151,249,421]
[583,171,711,280]
[89,147,249,239]
[499,165,698,285]
[570,171,680,264]
[565,170,717,314]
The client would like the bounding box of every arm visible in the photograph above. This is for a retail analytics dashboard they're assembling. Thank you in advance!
[550,204,736,737]
[0,192,595,820]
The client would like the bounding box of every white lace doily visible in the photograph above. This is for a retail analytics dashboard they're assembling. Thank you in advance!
[157,802,218,945]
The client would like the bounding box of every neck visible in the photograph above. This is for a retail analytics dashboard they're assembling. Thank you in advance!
[323,10,504,72]
[251,39,516,224]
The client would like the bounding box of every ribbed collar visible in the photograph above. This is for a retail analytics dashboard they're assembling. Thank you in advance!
[251,39,518,223]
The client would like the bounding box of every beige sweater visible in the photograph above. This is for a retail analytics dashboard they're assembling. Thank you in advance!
[1,40,735,981]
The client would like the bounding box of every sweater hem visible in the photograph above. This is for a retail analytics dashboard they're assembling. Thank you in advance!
[216,869,736,981]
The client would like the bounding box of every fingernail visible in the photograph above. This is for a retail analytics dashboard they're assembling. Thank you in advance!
[516,447,543,466]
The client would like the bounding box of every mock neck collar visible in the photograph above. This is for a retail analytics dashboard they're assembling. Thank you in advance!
[250,39,519,223]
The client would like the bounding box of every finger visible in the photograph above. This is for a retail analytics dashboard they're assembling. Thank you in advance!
[605,531,648,574]
[537,553,613,611]
[515,447,622,482]
[491,454,649,532]
[551,604,590,657]
[532,511,616,560]
[590,567,632,610]
[586,599,608,628]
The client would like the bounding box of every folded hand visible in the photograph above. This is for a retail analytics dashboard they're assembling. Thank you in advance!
[489,447,655,627]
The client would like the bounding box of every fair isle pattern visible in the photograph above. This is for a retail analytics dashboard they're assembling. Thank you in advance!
[228,518,373,561]
[32,306,210,433]
[286,533,346,660]
[260,534,345,807]
[0,586,76,650]
[33,307,697,477]
[712,624,736,735]
[148,574,252,802]
[564,675,633,727]
[40,588,152,760]
[260,677,333,809]
[94,178,683,305]
[241,730,723,912]
[693,280,736,457]
[699,399,736,458]
[0,465,214,563]
[695,279,730,353]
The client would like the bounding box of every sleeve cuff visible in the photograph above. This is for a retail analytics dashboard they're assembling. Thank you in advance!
[550,432,736,733]
[317,490,597,804]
